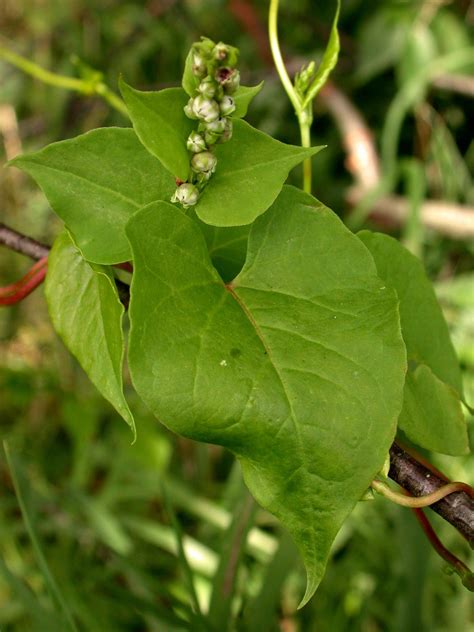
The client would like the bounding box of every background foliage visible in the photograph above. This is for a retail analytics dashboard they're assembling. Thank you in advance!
[0,1,473,630]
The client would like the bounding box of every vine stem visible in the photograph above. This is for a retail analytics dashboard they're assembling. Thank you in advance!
[412,507,474,590]
[298,106,313,193]
[371,478,473,508]
[0,257,48,305]
[268,0,312,193]
[0,45,128,117]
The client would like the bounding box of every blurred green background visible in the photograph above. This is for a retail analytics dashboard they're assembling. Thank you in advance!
[0,1,473,630]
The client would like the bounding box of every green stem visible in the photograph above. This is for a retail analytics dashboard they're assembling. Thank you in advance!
[298,106,313,193]
[371,479,471,508]
[412,507,474,591]
[268,0,301,114]
[0,46,86,91]
[268,0,314,194]
[0,46,128,118]
[95,82,129,117]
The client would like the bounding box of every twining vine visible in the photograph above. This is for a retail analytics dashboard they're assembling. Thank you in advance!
[1,10,473,608]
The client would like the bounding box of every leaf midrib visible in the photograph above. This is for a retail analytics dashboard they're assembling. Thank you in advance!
[224,283,311,477]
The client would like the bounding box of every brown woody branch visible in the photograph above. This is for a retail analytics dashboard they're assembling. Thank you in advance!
[1,223,473,543]
[0,222,49,260]
[0,223,129,307]
[389,444,473,546]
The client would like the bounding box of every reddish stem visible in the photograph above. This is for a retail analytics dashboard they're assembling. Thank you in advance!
[412,507,473,590]
[0,257,48,306]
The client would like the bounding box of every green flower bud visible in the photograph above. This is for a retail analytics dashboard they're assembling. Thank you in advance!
[190,38,215,77]
[192,95,220,123]
[191,150,217,175]
[195,170,213,184]
[192,53,207,78]
[205,118,227,134]
[186,131,207,153]
[203,130,220,145]
[219,95,235,116]
[184,98,198,120]
[212,42,239,67]
[194,37,215,56]
[171,183,199,208]
[197,76,217,99]
[215,67,240,94]
[218,118,233,143]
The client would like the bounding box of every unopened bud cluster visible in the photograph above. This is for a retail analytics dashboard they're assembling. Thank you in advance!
[171,38,240,209]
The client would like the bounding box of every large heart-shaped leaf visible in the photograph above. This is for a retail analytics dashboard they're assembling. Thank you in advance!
[196,120,322,226]
[46,232,135,435]
[10,128,175,264]
[358,231,468,454]
[126,187,406,604]
[119,81,194,181]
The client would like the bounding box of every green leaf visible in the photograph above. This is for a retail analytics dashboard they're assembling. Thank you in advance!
[400,364,468,455]
[358,231,468,454]
[196,120,323,226]
[9,128,174,264]
[300,0,340,108]
[182,45,201,97]
[45,231,135,436]
[358,231,462,392]
[120,80,194,181]
[126,187,406,604]
[233,82,264,118]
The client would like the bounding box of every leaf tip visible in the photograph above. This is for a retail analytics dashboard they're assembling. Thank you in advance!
[297,570,320,609]
[118,75,130,95]
[129,421,138,445]
[308,144,326,157]
[254,80,265,94]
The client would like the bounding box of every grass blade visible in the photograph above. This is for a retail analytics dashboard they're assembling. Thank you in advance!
[3,441,79,632]
[207,484,256,630]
